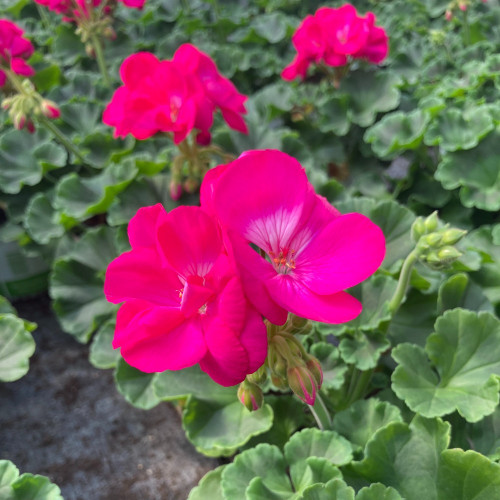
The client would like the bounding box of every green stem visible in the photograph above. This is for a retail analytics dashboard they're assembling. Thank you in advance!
[462,8,471,46]
[90,34,111,87]
[35,4,52,31]
[310,393,332,430]
[388,248,421,315]
[38,115,86,163]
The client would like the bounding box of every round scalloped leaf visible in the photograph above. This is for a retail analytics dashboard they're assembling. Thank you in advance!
[24,193,67,245]
[89,320,120,369]
[309,343,348,391]
[222,444,292,499]
[298,479,355,500]
[392,309,500,422]
[284,428,352,492]
[114,358,160,410]
[183,399,274,458]
[0,314,36,382]
[339,332,390,371]
[10,472,63,500]
[0,296,15,315]
[49,226,119,342]
[335,198,416,271]
[364,109,429,159]
[0,129,66,194]
[332,399,403,452]
[340,70,401,127]
[54,161,138,221]
[349,416,450,500]
[435,130,500,211]
[317,95,351,136]
[424,107,494,152]
[438,449,500,499]
[437,273,494,315]
[0,460,19,497]
[187,465,226,500]
[356,484,403,500]
[154,365,236,404]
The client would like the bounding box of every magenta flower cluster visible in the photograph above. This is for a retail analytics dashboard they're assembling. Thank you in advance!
[104,150,385,386]
[282,4,389,80]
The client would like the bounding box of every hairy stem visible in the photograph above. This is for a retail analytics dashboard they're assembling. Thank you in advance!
[388,248,421,315]
[90,34,111,87]
[310,393,332,430]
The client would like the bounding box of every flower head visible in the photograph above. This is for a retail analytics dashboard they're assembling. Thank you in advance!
[104,204,267,386]
[203,150,386,325]
[0,19,34,86]
[103,45,248,144]
[282,4,388,81]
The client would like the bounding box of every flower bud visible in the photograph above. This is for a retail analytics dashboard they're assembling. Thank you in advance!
[441,228,467,245]
[411,217,426,242]
[271,374,288,389]
[237,380,263,412]
[169,180,182,201]
[437,246,462,262]
[247,365,267,385]
[26,120,35,134]
[445,9,453,20]
[183,177,199,194]
[304,355,323,390]
[287,363,317,405]
[422,233,442,248]
[424,212,439,232]
[13,112,26,130]
[458,2,467,10]
[41,100,60,119]
[272,356,288,379]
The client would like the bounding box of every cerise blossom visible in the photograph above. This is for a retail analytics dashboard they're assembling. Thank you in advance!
[282,4,388,81]
[203,150,386,325]
[0,19,34,87]
[103,45,247,144]
[104,204,267,386]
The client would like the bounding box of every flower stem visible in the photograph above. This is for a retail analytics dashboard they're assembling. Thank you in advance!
[89,34,111,87]
[387,248,421,315]
[462,8,471,46]
[38,115,86,163]
[35,4,52,31]
[310,393,332,430]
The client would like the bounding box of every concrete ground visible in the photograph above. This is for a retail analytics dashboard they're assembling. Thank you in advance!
[0,295,218,500]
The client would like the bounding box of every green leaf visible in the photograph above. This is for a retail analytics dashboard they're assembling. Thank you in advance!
[0,460,19,497]
[50,226,119,342]
[11,473,63,500]
[317,95,351,136]
[392,309,500,422]
[0,296,16,315]
[183,399,274,457]
[89,320,120,369]
[339,332,390,371]
[59,101,103,138]
[251,12,290,43]
[356,484,403,500]
[299,479,355,500]
[364,109,429,159]
[349,416,450,500]
[335,198,416,271]
[114,358,160,410]
[0,130,66,194]
[31,65,62,93]
[0,314,36,382]
[332,399,403,452]
[54,161,138,220]
[154,365,235,404]
[437,449,500,499]
[340,70,401,127]
[424,107,494,152]
[221,444,293,499]
[437,273,494,314]
[435,130,500,211]
[187,465,226,500]
[284,428,352,492]
[24,193,66,245]
[310,343,348,391]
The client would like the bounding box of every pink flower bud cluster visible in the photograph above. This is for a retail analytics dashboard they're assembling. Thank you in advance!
[282,3,389,81]
[33,0,145,22]
[103,44,248,145]
[0,19,35,87]
[104,150,385,387]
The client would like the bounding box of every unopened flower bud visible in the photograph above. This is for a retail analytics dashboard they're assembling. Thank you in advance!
[26,120,35,134]
[183,178,199,194]
[445,9,453,20]
[441,228,467,245]
[458,2,467,10]
[424,212,439,232]
[437,246,462,262]
[237,380,263,412]
[425,251,441,265]
[103,27,116,40]
[423,233,442,248]
[271,374,288,389]
[169,180,182,201]
[411,217,426,242]
[287,363,317,405]
[247,365,267,385]
[272,356,288,379]
[305,355,323,390]
[85,43,95,58]
[41,100,60,119]
[13,112,26,130]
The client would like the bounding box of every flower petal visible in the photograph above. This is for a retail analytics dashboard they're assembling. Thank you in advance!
[127,204,166,250]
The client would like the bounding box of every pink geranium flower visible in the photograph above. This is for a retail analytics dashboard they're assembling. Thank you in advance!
[104,204,267,386]
[282,3,388,81]
[103,44,248,144]
[0,19,34,86]
[204,150,386,325]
